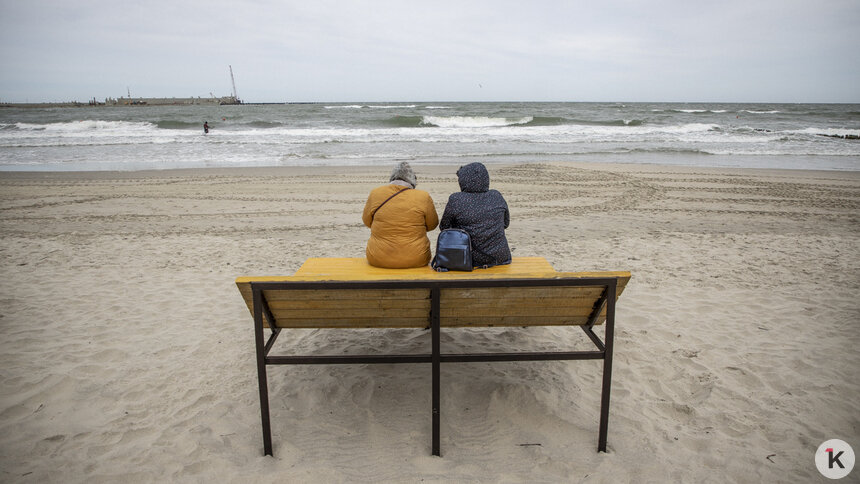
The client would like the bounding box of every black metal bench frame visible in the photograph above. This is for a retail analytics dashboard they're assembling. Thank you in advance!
[251,276,618,457]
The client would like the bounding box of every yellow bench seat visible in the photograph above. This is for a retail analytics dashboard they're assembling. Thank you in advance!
[236,257,629,329]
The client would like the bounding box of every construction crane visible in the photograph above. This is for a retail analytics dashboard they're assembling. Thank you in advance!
[229,65,240,103]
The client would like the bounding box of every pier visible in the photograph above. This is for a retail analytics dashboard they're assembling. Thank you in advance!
[0,95,241,108]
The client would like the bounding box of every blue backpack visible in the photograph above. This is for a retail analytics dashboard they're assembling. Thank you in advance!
[431,229,473,272]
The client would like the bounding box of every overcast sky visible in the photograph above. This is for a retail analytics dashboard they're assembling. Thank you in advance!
[1,0,858,103]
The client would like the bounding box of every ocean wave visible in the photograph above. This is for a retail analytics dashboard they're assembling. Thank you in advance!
[657,109,731,114]
[570,118,645,127]
[421,115,533,128]
[162,119,285,130]
[13,120,154,132]
[727,126,858,141]
[0,137,178,148]
[632,123,720,134]
[369,105,416,109]
[380,116,424,128]
[45,122,721,144]
[794,127,860,139]
[407,115,645,128]
[12,122,47,131]
[0,121,733,148]
[624,147,714,155]
[245,120,285,129]
[520,116,568,126]
[3,102,858,172]
[156,120,201,130]
[324,104,417,109]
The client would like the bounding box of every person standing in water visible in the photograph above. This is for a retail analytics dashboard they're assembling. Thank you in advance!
[203,121,209,134]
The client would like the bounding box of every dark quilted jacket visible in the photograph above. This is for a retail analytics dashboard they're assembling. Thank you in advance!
[439,162,511,267]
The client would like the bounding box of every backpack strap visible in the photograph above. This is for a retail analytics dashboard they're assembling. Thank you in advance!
[370,187,411,222]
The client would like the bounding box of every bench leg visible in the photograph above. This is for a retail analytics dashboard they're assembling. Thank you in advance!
[253,288,274,456]
[598,283,616,452]
[431,287,441,457]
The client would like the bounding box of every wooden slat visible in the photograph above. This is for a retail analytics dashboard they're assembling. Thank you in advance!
[263,288,429,301]
[268,299,430,310]
[441,286,605,300]
[440,306,594,318]
[440,316,591,327]
[269,318,429,329]
[272,308,429,319]
[441,297,598,310]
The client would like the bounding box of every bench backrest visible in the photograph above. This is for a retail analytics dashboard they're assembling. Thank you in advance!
[236,272,630,329]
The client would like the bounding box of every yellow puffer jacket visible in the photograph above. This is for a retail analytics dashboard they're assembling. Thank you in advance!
[362,185,439,268]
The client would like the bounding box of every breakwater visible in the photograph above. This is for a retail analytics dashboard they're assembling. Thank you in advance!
[1,95,240,108]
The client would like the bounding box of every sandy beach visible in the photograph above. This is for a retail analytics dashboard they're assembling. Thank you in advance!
[0,161,858,482]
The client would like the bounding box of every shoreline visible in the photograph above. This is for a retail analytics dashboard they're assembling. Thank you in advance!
[3,149,858,174]
[2,156,859,179]
[1,160,857,481]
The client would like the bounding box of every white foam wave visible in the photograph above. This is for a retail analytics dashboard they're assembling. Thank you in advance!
[15,120,154,132]
[10,123,46,131]
[0,120,189,147]
[743,110,780,114]
[794,127,860,138]
[675,109,728,114]
[0,122,729,149]
[421,116,533,128]
[631,123,719,134]
[324,104,417,109]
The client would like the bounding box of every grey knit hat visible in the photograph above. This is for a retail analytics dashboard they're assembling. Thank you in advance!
[389,161,417,187]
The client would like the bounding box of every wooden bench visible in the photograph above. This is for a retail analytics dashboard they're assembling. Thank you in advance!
[236,257,630,457]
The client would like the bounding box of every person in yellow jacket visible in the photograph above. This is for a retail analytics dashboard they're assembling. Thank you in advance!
[362,162,439,268]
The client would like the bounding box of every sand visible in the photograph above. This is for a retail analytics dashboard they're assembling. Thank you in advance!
[0,161,858,483]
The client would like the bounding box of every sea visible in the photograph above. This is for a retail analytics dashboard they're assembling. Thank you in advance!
[0,102,858,171]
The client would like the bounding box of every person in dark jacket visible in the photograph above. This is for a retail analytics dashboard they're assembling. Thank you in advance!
[439,162,511,267]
